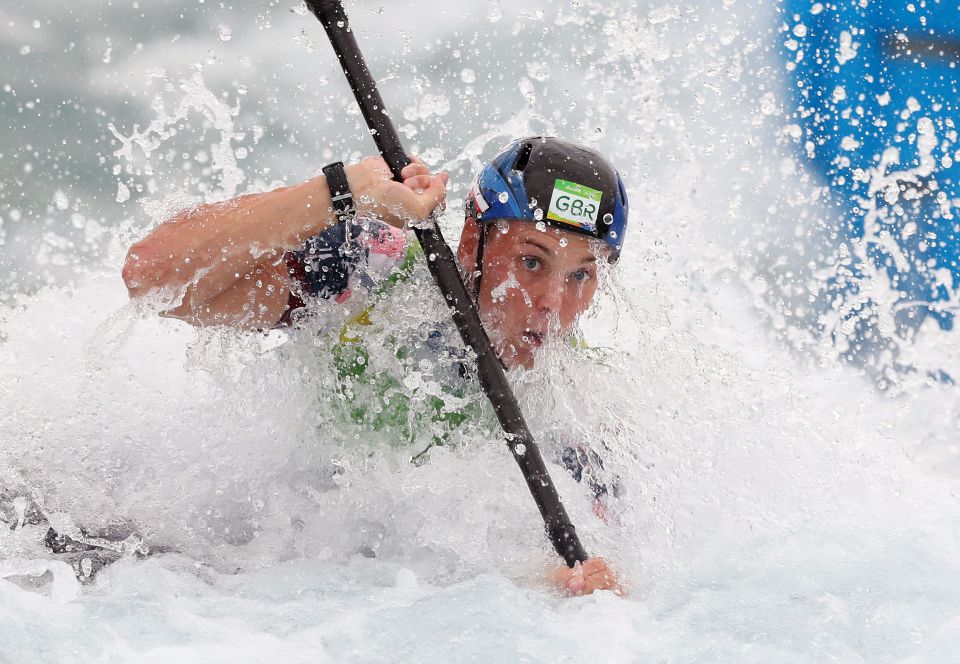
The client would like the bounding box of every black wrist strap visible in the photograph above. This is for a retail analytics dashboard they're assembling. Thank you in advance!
[322,161,354,224]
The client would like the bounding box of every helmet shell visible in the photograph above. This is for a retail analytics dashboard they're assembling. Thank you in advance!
[465,137,629,262]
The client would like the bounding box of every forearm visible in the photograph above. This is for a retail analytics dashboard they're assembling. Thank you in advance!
[121,155,447,328]
[122,176,334,309]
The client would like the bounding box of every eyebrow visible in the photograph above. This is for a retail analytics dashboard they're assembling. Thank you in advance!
[521,239,597,264]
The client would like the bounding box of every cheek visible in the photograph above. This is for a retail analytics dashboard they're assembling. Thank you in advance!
[478,265,524,329]
[501,288,533,326]
[564,281,597,319]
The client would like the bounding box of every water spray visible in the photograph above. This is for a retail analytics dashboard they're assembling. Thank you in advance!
[305,0,589,567]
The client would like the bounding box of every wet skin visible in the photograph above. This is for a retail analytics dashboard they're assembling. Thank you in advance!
[457,220,624,596]
[456,219,604,370]
[124,156,623,596]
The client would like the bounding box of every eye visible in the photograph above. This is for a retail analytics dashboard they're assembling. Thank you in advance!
[569,268,592,283]
[521,256,541,271]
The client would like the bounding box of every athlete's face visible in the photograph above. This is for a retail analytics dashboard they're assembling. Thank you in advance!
[457,219,603,369]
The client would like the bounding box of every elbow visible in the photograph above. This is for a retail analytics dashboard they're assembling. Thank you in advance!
[122,240,159,299]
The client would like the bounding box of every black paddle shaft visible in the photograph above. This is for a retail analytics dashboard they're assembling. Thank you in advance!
[305,0,588,566]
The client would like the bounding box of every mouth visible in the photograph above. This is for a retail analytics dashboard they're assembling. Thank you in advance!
[522,330,545,348]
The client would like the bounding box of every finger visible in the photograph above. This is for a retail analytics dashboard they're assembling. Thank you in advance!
[582,564,614,585]
[400,161,429,180]
[379,176,445,223]
[583,575,615,595]
[428,173,448,192]
[402,174,434,192]
[548,562,589,594]
[410,174,447,210]
[582,564,624,595]
[565,573,586,594]
[429,173,448,197]
[419,174,448,214]
[547,564,574,585]
[403,157,428,171]
[581,558,609,575]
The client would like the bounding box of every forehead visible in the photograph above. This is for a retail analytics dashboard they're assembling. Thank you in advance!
[486,220,602,258]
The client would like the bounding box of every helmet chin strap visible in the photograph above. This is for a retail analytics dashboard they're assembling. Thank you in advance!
[472,218,489,307]
[471,219,511,373]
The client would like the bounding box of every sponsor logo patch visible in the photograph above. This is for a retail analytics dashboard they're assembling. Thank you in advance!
[546,179,602,232]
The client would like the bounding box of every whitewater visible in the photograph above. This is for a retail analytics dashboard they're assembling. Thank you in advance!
[3,0,960,661]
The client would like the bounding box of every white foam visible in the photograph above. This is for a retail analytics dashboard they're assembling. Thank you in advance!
[3,0,960,659]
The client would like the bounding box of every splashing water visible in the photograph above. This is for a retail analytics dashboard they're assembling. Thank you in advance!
[3,0,960,661]
[770,0,960,389]
[108,69,247,216]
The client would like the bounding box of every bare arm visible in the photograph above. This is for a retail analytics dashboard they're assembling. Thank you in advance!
[122,157,446,328]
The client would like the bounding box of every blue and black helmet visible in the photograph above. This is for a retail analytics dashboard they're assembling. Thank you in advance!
[465,136,629,263]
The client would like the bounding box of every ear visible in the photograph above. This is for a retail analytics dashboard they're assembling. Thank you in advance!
[457,217,481,273]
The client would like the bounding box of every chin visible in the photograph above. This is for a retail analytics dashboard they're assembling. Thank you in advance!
[499,344,535,371]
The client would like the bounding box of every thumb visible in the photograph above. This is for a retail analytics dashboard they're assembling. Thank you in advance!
[548,561,586,594]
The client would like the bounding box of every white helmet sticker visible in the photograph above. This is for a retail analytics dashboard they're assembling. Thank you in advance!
[546,179,602,232]
[471,182,490,212]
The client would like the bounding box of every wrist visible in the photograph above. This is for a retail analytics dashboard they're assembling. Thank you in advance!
[291,175,337,237]
[343,162,370,204]
[322,161,355,225]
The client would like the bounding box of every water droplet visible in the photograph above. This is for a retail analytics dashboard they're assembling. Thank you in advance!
[80,557,93,578]
[460,68,476,84]
[526,61,551,82]
[535,221,546,232]
[218,25,232,42]
[602,213,613,225]
[533,208,544,220]
[759,91,778,115]
[559,237,568,247]
[418,94,450,118]
[609,230,618,239]
[497,191,509,204]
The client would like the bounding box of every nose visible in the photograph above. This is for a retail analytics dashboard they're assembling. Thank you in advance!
[532,273,564,315]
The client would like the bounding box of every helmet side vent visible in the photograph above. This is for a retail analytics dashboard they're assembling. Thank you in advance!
[512,141,534,172]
